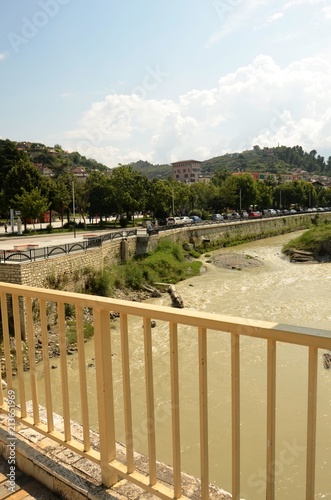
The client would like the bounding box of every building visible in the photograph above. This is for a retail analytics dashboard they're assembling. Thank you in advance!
[171,159,202,183]
[232,171,303,183]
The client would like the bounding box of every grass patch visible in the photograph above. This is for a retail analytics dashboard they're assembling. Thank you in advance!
[282,223,331,254]
[79,238,202,296]
[66,319,94,344]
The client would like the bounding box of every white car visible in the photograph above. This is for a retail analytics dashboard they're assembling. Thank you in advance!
[167,217,181,225]
[180,216,192,223]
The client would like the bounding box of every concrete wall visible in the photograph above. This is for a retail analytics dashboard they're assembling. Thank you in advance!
[0,212,330,289]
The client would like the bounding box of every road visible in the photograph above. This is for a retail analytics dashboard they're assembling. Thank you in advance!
[0,221,114,250]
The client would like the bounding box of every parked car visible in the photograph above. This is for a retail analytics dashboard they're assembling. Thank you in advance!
[190,215,202,223]
[229,212,240,219]
[158,218,168,226]
[167,216,181,225]
[240,211,249,219]
[212,213,224,221]
[248,211,261,218]
[180,216,192,223]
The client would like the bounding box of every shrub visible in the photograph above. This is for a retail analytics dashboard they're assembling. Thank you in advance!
[119,217,128,228]
[84,269,113,296]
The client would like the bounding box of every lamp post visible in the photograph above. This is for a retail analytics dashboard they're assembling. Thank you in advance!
[72,180,76,238]
[239,188,242,212]
[172,186,175,215]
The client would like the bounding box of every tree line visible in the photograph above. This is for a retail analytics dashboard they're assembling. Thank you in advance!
[1,140,331,228]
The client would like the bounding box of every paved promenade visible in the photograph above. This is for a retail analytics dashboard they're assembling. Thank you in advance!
[0,223,114,251]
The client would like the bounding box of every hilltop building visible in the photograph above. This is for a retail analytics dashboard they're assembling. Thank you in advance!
[171,160,202,183]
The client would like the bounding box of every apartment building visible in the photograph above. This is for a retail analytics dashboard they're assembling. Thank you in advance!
[171,159,202,183]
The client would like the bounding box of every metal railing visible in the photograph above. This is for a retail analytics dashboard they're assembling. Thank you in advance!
[0,282,330,499]
[1,212,326,264]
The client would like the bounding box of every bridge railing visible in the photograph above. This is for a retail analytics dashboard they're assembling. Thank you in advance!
[0,282,331,499]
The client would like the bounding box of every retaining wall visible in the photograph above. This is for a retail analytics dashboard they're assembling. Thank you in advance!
[0,213,330,289]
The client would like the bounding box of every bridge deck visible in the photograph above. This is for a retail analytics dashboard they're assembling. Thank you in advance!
[0,455,60,499]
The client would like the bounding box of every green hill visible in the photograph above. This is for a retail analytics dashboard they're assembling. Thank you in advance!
[11,140,109,174]
[129,160,172,179]
[130,146,331,179]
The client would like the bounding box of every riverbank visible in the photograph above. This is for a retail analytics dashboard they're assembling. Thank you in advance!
[282,223,331,262]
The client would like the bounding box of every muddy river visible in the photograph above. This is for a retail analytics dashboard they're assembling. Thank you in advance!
[18,231,331,499]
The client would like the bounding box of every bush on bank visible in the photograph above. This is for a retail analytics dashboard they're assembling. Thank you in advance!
[82,239,202,296]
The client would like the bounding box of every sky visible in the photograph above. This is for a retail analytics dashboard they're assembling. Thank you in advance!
[1,0,331,168]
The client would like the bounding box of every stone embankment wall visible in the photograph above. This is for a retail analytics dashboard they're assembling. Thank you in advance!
[145,212,331,252]
[0,213,330,288]
[0,238,137,290]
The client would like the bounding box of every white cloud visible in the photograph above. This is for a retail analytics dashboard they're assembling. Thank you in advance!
[62,54,331,167]
[205,0,268,47]
[0,52,8,61]
[321,6,331,18]
[267,12,284,22]
[284,0,326,9]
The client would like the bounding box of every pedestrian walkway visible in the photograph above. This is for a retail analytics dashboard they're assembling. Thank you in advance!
[0,455,60,499]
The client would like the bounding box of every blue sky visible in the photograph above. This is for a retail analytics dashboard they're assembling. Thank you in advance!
[1,0,331,167]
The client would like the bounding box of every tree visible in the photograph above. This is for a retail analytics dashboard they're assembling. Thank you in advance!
[85,171,114,222]
[3,160,43,210]
[219,176,239,210]
[11,187,50,231]
[110,166,149,221]
[0,139,31,192]
[256,181,273,209]
[236,174,258,211]
[147,180,173,218]
[52,173,74,225]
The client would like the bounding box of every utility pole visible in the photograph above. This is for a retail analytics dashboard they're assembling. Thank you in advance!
[172,186,175,215]
[239,188,242,212]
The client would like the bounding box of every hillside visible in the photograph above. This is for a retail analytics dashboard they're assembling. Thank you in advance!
[131,146,331,180]
[201,145,331,176]
[129,160,172,179]
[11,140,109,174]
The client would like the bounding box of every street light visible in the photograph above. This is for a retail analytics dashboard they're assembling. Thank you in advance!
[72,181,76,238]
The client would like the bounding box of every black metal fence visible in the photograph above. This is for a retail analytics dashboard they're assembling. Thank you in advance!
[0,214,299,264]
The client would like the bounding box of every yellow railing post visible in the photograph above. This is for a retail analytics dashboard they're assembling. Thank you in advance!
[266,339,276,500]
[169,321,181,498]
[231,333,240,500]
[75,305,91,452]
[120,313,134,473]
[143,316,157,486]
[199,326,209,498]
[93,307,118,486]
[306,346,318,500]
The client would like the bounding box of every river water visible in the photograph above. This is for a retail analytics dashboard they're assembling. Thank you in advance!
[18,231,331,499]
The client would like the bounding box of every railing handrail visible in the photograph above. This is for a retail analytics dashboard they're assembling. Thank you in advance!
[1,281,330,349]
[0,283,330,499]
